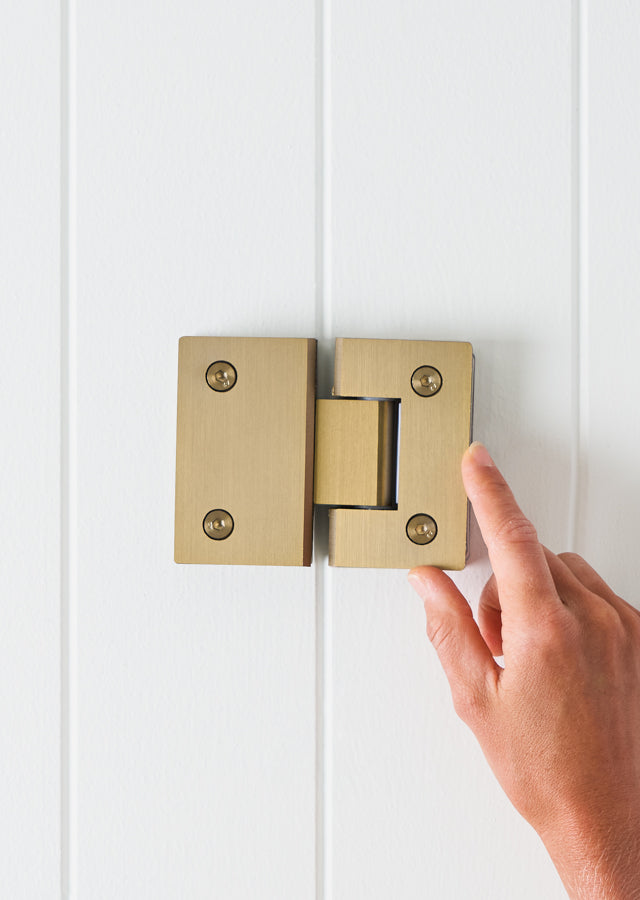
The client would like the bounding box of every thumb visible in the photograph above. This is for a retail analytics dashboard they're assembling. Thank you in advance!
[409,567,499,723]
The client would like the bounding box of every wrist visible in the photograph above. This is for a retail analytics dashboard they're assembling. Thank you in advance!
[541,812,640,899]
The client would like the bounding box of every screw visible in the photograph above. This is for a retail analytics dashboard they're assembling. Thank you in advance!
[206,361,237,392]
[411,365,442,397]
[406,513,437,545]
[203,509,234,540]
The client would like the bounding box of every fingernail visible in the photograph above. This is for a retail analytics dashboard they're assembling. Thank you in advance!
[468,441,494,467]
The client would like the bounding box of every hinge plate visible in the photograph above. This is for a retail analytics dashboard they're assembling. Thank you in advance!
[174,336,473,569]
[174,337,316,566]
[328,338,473,569]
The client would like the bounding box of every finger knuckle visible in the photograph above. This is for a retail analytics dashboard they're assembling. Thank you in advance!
[534,607,579,653]
[426,616,454,652]
[558,551,585,566]
[451,683,487,724]
[491,512,538,548]
[626,602,640,632]
[593,601,625,637]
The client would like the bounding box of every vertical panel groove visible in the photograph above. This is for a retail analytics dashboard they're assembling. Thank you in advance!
[569,0,589,553]
[315,0,333,895]
[578,0,590,551]
[60,0,77,894]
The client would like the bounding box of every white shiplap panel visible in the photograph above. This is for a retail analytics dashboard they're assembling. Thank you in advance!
[0,3,61,896]
[581,3,640,607]
[330,2,572,897]
[76,3,316,897]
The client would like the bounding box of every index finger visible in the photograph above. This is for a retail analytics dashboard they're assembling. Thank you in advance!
[462,442,559,621]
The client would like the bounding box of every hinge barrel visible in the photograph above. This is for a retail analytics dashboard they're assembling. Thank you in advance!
[313,399,398,508]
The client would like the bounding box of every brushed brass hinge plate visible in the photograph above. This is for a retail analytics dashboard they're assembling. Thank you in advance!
[174,336,473,569]
[174,337,316,566]
[327,338,473,569]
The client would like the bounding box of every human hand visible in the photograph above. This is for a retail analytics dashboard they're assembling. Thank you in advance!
[408,442,640,899]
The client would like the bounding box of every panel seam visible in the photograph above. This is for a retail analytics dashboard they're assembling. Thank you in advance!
[569,0,589,553]
[60,0,77,895]
[315,0,332,895]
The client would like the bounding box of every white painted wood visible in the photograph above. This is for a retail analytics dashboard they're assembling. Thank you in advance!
[0,4,62,897]
[329,2,572,896]
[2,1,630,897]
[580,3,640,611]
[75,2,316,897]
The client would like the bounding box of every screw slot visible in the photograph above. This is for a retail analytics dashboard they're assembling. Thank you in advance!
[411,365,442,397]
[406,513,437,545]
[203,509,234,540]
[206,361,237,392]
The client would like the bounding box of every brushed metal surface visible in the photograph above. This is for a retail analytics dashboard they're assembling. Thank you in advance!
[329,339,473,569]
[314,399,398,507]
[174,337,316,565]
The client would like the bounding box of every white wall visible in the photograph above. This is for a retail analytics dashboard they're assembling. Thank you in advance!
[3,2,639,898]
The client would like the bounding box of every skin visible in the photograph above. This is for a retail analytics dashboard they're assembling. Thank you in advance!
[408,442,640,899]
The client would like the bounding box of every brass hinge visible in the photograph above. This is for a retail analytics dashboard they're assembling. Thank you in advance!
[174,336,474,569]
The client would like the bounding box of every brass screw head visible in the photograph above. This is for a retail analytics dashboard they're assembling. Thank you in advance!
[406,513,438,545]
[411,365,442,397]
[203,509,234,540]
[206,361,237,392]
